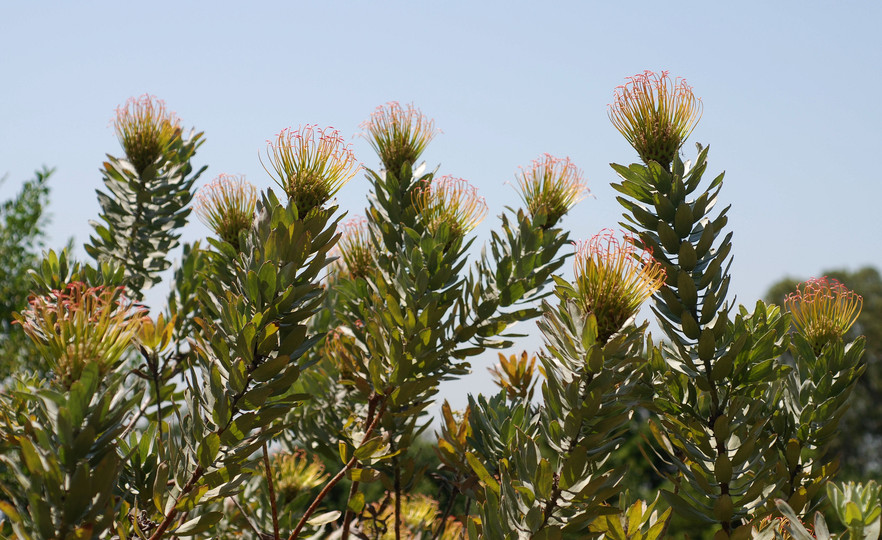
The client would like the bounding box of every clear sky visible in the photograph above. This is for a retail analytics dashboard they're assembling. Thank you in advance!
[2,1,881,410]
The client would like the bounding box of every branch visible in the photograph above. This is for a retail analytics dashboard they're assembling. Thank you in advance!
[288,395,387,540]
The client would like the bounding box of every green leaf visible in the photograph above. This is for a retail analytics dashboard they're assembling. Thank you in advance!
[307,510,341,526]
[348,492,365,514]
[197,433,220,468]
[466,453,499,494]
[173,511,223,536]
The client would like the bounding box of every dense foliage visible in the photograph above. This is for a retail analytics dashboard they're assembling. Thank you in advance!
[0,75,878,540]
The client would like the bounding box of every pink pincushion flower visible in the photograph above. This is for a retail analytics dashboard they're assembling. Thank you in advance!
[412,176,488,238]
[261,125,360,214]
[361,102,439,171]
[515,153,588,226]
[15,282,147,387]
[193,174,258,250]
[608,71,702,168]
[785,277,862,353]
[573,229,666,343]
[113,94,181,174]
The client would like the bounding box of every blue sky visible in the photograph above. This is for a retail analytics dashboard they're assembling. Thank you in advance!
[2,1,881,408]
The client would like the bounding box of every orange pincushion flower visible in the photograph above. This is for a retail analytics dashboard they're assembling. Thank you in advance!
[193,174,258,250]
[608,71,702,168]
[113,94,181,174]
[261,125,360,214]
[573,230,666,343]
[412,176,487,238]
[15,282,146,387]
[361,101,439,171]
[785,277,862,353]
[516,153,588,226]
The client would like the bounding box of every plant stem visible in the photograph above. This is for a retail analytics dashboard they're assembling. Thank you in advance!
[340,477,361,540]
[430,486,458,540]
[393,449,401,540]
[232,498,267,538]
[341,395,382,540]
[288,396,386,540]
[263,442,281,540]
[148,466,204,540]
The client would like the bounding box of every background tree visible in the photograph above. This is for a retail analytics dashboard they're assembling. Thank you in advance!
[0,167,54,381]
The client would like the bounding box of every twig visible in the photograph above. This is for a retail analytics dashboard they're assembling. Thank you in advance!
[232,498,268,539]
[430,485,458,540]
[263,442,281,540]
[288,395,386,540]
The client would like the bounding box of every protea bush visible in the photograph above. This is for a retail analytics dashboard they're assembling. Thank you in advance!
[0,72,876,540]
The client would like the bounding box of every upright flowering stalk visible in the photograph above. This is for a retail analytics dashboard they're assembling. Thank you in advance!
[261,125,360,215]
[15,282,146,387]
[193,174,258,250]
[515,153,588,227]
[608,70,702,168]
[785,277,863,353]
[573,229,666,343]
[114,94,182,174]
[361,101,439,172]
[336,215,373,279]
[412,176,488,238]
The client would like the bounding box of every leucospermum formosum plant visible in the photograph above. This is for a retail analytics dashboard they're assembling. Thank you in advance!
[465,230,665,538]
[607,70,867,538]
[86,94,206,299]
[0,77,872,540]
[284,100,585,539]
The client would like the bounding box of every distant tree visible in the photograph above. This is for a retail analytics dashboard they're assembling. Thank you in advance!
[0,167,53,380]
[766,267,882,481]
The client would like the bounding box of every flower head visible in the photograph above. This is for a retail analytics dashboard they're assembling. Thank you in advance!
[336,216,373,279]
[573,230,666,343]
[785,277,862,353]
[361,101,439,171]
[15,282,146,387]
[261,125,360,214]
[516,154,588,226]
[113,94,181,174]
[193,174,258,250]
[608,70,702,168]
[273,450,328,503]
[412,176,488,238]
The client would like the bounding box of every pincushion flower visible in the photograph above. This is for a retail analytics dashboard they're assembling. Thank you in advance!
[785,277,862,353]
[361,101,439,172]
[274,450,328,503]
[516,153,588,226]
[412,176,488,238]
[193,174,257,250]
[336,215,373,279]
[261,125,360,214]
[608,70,703,168]
[573,230,666,343]
[15,282,146,387]
[114,94,181,174]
